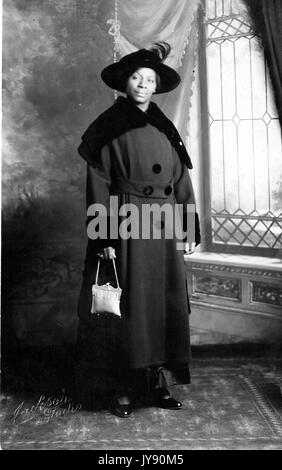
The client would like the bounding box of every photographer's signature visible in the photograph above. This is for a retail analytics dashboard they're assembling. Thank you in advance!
[12,394,82,425]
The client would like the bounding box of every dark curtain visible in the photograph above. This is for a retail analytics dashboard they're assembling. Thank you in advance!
[243,0,282,131]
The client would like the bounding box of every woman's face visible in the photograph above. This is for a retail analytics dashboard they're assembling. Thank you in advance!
[126,67,157,107]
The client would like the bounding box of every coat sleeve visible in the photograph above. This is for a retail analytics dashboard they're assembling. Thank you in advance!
[79,139,118,251]
[172,147,201,246]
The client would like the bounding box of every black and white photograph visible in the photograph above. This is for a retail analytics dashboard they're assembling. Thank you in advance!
[1,0,282,452]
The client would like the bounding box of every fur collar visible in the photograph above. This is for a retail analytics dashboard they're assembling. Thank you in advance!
[79,97,192,169]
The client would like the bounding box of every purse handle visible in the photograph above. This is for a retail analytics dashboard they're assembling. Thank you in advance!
[95,257,120,289]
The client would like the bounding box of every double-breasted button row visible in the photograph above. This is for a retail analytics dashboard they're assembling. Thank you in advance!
[164,186,172,195]
[155,220,165,230]
[142,185,173,196]
[152,164,162,174]
[143,185,154,195]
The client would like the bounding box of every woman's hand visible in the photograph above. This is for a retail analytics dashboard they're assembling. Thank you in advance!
[98,246,116,260]
[184,241,196,255]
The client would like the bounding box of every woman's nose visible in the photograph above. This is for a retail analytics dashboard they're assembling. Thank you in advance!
[138,80,146,88]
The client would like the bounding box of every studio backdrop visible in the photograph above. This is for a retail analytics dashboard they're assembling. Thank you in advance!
[2,0,201,346]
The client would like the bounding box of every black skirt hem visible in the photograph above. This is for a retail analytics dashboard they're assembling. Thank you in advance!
[75,360,190,407]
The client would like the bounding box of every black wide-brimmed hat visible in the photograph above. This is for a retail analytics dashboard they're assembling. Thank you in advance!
[101,43,181,94]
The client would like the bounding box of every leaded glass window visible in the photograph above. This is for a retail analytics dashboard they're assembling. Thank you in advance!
[205,0,282,254]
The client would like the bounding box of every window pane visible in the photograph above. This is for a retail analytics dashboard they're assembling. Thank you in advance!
[206,0,282,250]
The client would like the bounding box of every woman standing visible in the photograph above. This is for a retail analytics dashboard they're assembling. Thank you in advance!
[76,43,200,417]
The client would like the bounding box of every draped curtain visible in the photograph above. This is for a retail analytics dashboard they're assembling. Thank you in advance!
[243,0,282,131]
[115,0,201,143]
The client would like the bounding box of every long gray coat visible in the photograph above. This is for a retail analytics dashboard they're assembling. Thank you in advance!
[76,97,199,394]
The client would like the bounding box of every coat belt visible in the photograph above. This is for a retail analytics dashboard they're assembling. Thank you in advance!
[111,178,174,199]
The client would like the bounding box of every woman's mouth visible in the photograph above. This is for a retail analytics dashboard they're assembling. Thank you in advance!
[134,91,147,97]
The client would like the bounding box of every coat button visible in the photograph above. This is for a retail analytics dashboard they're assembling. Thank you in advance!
[143,185,154,195]
[179,141,183,146]
[152,164,162,174]
[164,186,172,195]
[155,220,165,230]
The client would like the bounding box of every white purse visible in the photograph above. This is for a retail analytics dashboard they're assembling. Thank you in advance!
[91,258,122,318]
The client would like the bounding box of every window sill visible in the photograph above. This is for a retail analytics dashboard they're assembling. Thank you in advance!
[184,251,282,272]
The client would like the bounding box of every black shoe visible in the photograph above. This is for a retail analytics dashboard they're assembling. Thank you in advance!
[109,396,133,418]
[153,388,182,410]
[155,396,182,410]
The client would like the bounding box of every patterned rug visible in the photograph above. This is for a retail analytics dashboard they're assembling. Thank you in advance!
[1,358,282,450]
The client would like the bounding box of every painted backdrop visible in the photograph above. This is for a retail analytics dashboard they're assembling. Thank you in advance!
[2,0,120,345]
[2,0,199,346]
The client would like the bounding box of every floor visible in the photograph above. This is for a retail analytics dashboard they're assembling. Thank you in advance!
[1,346,282,450]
